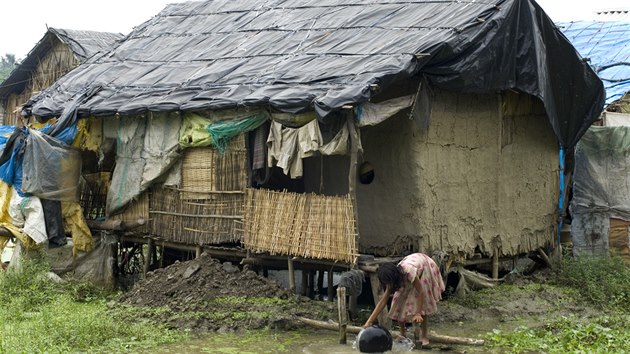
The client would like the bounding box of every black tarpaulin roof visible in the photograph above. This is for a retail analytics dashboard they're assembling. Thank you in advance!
[24,0,605,148]
[0,28,123,100]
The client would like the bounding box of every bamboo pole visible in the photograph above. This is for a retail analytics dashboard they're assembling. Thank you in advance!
[327,270,334,302]
[288,257,296,294]
[337,287,348,344]
[297,317,485,346]
[346,112,360,245]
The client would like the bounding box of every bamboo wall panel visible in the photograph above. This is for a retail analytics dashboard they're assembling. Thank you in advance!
[149,134,247,244]
[242,188,358,264]
[149,187,243,244]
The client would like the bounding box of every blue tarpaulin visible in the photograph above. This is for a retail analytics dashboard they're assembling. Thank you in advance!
[559,21,630,105]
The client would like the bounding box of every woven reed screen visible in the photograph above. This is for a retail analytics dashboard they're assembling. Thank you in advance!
[180,136,247,199]
[149,135,247,244]
[111,191,150,233]
[242,188,358,264]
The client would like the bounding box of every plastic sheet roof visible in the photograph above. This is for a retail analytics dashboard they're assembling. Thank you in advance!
[558,21,630,106]
[24,0,605,148]
[0,28,123,100]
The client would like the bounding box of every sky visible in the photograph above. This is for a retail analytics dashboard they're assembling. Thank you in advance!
[0,0,629,59]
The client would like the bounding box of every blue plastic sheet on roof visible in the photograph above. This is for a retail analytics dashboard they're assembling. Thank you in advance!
[558,21,630,105]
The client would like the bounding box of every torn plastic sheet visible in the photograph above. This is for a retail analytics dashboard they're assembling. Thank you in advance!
[357,95,414,127]
[22,129,81,201]
[570,126,630,256]
[9,188,48,245]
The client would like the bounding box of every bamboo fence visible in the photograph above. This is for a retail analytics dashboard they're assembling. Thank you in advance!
[149,135,247,244]
[242,188,358,264]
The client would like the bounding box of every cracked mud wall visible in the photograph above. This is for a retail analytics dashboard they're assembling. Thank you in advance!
[357,90,557,257]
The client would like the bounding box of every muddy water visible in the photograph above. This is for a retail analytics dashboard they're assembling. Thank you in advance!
[146,320,502,354]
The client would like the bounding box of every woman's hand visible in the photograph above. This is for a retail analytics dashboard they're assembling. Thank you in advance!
[412,313,424,323]
[362,321,373,329]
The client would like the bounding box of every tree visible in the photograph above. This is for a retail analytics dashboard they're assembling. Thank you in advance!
[0,54,18,82]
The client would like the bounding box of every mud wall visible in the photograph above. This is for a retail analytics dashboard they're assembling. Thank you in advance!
[357,90,557,257]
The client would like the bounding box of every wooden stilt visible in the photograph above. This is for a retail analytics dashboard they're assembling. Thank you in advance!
[112,238,119,275]
[317,270,324,295]
[288,257,296,294]
[327,270,334,302]
[144,238,154,275]
[337,287,348,344]
[150,242,158,266]
[263,267,269,278]
[492,249,499,279]
[301,270,308,296]
[369,272,390,329]
[308,270,315,298]
[195,245,203,258]
[349,293,358,319]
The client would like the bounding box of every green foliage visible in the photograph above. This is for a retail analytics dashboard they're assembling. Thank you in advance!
[0,54,18,82]
[0,257,187,353]
[554,255,630,310]
[487,315,630,353]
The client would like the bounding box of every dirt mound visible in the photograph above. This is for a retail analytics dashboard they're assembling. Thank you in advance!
[118,252,335,332]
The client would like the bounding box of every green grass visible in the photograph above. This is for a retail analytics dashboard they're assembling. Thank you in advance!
[487,315,630,353]
[485,255,630,353]
[554,255,630,309]
[0,256,187,354]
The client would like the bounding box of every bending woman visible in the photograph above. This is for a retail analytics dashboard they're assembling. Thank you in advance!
[363,253,445,347]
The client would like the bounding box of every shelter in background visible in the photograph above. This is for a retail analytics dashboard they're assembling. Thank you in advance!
[0,28,123,126]
[12,0,604,275]
[559,21,630,260]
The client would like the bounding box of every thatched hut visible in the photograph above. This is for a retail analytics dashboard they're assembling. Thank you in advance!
[0,28,123,126]
[16,0,603,269]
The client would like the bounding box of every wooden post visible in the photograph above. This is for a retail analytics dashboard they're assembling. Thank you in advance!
[327,270,334,302]
[317,269,325,296]
[369,272,391,329]
[346,113,360,254]
[349,293,358,320]
[288,257,296,294]
[144,238,154,275]
[308,270,315,298]
[337,287,348,344]
[301,270,308,296]
[196,245,203,258]
[492,249,499,280]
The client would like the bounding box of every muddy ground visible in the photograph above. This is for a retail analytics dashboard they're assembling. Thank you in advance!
[117,252,598,343]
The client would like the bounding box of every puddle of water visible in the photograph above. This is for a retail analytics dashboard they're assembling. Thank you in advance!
[143,317,523,354]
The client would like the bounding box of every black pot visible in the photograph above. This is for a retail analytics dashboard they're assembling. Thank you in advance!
[357,325,393,353]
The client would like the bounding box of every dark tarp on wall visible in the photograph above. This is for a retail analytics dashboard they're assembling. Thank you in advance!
[23,0,604,148]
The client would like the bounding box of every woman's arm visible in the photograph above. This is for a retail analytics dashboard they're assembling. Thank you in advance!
[363,285,392,327]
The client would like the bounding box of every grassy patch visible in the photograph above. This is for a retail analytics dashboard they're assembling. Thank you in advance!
[0,256,187,353]
[485,255,630,353]
[487,315,630,353]
[554,255,630,310]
